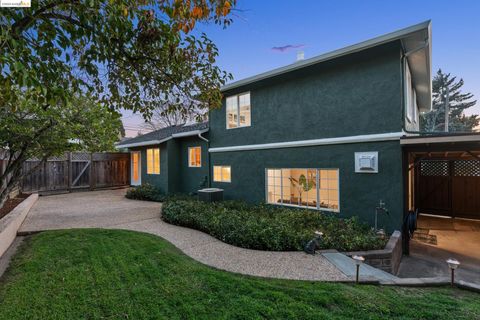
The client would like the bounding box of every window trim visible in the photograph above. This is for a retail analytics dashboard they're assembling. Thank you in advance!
[213,165,231,183]
[188,146,202,168]
[264,168,340,212]
[226,91,251,130]
[146,148,160,175]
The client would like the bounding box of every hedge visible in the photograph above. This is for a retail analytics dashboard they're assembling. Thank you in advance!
[125,184,166,202]
[161,199,387,252]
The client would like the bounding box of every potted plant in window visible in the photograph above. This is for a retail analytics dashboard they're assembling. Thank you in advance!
[289,172,316,205]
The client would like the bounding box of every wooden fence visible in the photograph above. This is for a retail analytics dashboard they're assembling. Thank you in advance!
[21,152,130,193]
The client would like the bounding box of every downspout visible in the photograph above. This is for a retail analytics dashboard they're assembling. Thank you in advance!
[197,132,211,188]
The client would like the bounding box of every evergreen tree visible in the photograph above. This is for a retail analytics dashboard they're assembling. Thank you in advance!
[421,69,478,132]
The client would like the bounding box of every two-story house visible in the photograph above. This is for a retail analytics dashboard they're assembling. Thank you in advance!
[117,21,434,232]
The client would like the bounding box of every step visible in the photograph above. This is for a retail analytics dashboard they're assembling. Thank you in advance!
[322,252,399,281]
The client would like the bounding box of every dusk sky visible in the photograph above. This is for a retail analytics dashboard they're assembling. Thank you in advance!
[122,0,480,137]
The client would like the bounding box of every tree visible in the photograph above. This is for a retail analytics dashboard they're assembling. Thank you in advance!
[0,93,122,207]
[0,0,235,207]
[421,69,478,132]
[143,100,207,130]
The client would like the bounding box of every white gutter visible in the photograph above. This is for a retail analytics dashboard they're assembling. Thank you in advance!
[209,132,404,153]
[400,135,480,145]
[115,137,171,149]
[116,128,209,149]
[171,128,209,139]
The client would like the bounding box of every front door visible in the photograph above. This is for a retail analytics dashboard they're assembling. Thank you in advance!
[131,151,141,186]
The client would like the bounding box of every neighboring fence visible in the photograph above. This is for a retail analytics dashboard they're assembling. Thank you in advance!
[21,152,130,193]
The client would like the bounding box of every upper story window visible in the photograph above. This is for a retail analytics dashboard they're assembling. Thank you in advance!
[188,146,202,167]
[146,148,160,174]
[405,62,418,124]
[226,92,251,129]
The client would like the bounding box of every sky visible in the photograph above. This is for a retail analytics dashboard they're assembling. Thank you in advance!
[122,0,480,137]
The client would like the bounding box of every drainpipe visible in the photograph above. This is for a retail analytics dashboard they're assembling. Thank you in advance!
[198,132,211,188]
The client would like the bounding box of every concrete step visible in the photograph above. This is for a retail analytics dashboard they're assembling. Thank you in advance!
[322,252,399,281]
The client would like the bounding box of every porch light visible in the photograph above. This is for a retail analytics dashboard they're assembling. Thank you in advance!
[352,255,365,284]
[446,258,460,286]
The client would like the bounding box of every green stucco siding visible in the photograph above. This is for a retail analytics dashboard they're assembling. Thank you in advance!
[131,135,209,195]
[210,42,403,148]
[130,144,169,194]
[210,141,403,232]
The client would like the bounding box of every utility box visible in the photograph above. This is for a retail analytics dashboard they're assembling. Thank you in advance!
[198,188,224,202]
[355,152,379,173]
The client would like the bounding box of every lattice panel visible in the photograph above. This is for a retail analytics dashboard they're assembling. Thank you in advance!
[420,161,449,176]
[72,152,90,161]
[454,160,480,177]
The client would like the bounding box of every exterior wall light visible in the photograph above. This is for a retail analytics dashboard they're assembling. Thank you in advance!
[446,258,460,287]
[352,255,365,284]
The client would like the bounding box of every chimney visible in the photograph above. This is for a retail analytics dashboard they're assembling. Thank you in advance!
[296,51,304,61]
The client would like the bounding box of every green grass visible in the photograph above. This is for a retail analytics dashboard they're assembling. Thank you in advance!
[0,230,478,319]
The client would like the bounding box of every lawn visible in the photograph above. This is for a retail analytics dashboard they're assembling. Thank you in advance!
[0,230,478,320]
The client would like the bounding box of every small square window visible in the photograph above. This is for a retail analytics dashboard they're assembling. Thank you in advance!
[213,165,231,182]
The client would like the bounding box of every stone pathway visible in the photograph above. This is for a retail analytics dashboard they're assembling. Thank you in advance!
[19,189,348,282]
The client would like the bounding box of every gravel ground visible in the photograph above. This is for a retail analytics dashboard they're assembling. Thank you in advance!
[19,189,348,282]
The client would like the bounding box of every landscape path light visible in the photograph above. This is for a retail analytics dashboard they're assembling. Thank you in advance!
[352,255,365,284]
[446,258,460,287]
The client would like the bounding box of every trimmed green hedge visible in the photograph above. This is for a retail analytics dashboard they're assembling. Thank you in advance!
[125,184,166,202]
[161,199,387,252]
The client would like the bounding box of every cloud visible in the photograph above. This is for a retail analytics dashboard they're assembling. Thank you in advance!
[271,44,305,52]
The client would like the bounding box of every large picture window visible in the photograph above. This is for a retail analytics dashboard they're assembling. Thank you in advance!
[213,165,231,182]
[146,148,160,174]
[266,168,339,212]
[226,92,251,129]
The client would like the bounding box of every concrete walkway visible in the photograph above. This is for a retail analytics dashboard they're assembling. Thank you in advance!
[19,189,348,282]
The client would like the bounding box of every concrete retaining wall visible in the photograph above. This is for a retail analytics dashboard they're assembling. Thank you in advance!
[346,230,402,274]
[0,194,38,257]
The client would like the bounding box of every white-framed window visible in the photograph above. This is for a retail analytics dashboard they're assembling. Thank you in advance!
[226,92,251,129]
[405,62,418,123]
[146,148,160,174]
[213,165,231,182]
[266,168,339,212]
[188,146,202,167]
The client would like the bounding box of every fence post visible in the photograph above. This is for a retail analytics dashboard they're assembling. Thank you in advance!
[90,153,96,190]
[67,152,72,192]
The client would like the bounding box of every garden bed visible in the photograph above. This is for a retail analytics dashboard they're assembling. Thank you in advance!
[161,198,387,252]
[0,194,30,220]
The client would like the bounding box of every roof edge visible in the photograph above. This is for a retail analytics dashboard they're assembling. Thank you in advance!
[221,21,431,92]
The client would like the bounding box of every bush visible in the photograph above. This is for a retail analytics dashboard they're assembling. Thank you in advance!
[125,184,165,202]
[161,199,387,252]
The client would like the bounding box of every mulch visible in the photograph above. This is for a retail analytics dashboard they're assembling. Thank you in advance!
[0,194,30,220]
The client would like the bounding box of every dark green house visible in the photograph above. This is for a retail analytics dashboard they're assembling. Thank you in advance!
[117,21,434,232]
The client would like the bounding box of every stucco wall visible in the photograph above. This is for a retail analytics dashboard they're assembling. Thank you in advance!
[131,143,169,194]
[210,140,403,232]
[131,135,209,195]
[210,42,404,148]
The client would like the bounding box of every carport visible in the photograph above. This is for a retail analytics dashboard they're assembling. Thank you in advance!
[399,134,480,282]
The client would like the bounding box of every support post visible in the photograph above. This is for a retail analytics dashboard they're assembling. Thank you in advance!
[90,153,96,191]
[67,152,72,192]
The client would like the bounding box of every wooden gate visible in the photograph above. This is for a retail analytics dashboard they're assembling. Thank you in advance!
[21,152,130,193]
[416,159,480,219]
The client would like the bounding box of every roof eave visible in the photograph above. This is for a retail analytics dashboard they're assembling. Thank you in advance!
[221,21,432,93]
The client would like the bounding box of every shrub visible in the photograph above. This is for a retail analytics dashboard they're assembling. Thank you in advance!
[125,184,165,202]
[161,199,387,252]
